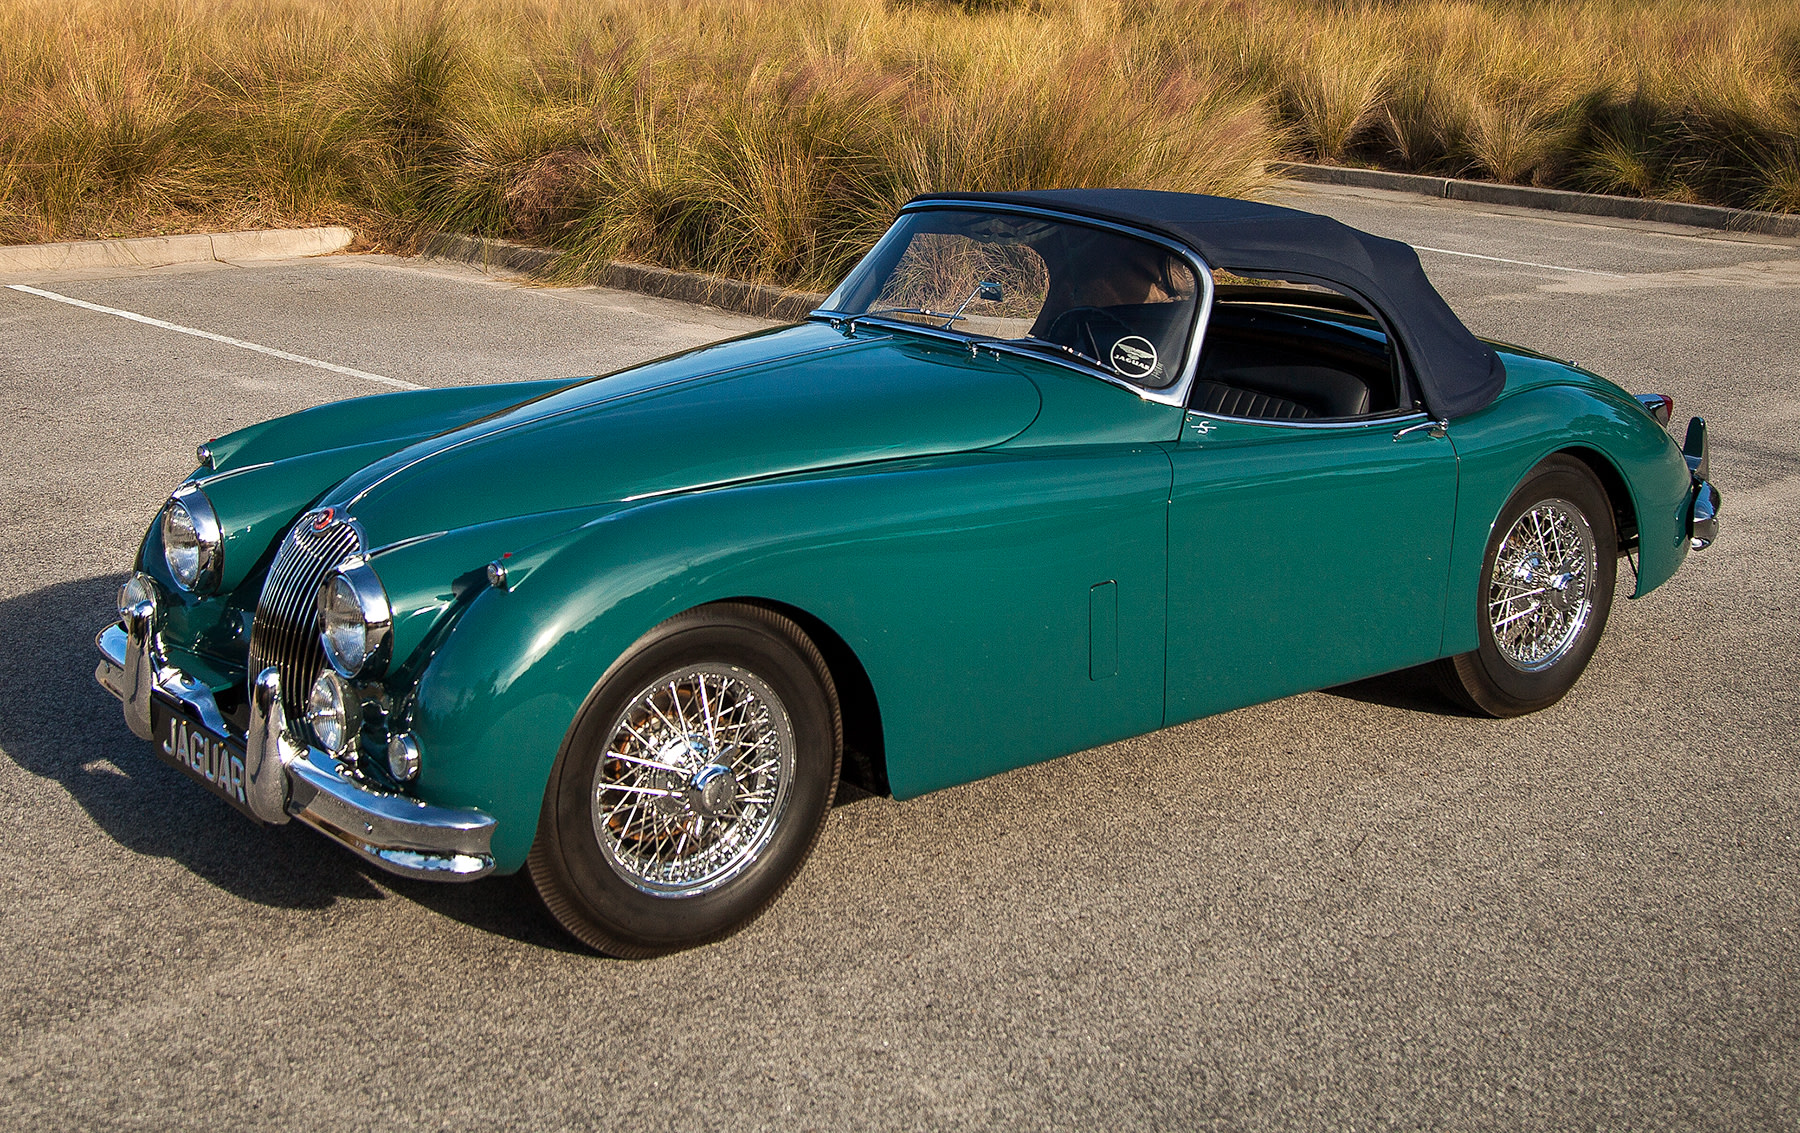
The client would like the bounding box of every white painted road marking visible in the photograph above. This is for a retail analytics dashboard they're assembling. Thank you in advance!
[1412,245,1624,277]
[5,283,422,389]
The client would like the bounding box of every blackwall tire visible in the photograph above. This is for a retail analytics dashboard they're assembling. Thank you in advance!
[1431,455,1618,718]
[529,603,842,957]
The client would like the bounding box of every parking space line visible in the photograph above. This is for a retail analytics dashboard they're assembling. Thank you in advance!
[5,283,422,389]
[1412,245,1624,277]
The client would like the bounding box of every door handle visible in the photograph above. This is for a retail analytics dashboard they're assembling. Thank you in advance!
[1393,418,1448,441]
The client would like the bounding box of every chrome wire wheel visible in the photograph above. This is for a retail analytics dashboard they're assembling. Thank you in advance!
[1488,498,1598,672]
[590,664,796,897]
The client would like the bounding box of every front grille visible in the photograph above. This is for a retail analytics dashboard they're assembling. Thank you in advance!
[247,513,363,722]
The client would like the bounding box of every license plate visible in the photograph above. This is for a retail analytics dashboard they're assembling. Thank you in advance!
[152,699,258,819]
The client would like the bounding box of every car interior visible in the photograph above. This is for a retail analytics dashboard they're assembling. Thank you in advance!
[1189,284,1406,421]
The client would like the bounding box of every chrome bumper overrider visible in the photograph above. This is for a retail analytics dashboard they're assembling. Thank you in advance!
[1683,416,1721,551]
[95,615,496,881]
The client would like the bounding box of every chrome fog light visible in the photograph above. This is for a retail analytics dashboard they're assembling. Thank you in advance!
[305,669,358,756]
[316,560,392,677]
[388,733,421,783]
[117,571,158,624]
[160,484,223,594]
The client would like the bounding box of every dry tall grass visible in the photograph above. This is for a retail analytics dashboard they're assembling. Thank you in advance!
[2,0,1796,288]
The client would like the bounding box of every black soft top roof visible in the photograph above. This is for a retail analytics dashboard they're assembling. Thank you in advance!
[910,189,1505,419]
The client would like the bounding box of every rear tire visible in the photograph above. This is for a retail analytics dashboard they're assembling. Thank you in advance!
[529,603,842,957]
[1431,455,1617,717]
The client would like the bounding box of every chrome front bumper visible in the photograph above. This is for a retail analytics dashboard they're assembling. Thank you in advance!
[95,614,496,881]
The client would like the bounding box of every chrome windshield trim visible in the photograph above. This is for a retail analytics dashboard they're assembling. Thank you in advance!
[1185,408,1429,432]
[820,200,1216,410]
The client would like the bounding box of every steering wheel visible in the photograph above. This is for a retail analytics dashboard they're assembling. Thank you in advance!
[1041,306,1138,367]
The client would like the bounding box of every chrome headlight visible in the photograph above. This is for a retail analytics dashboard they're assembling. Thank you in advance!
[316,560,392,677]
[160,484,223,593]
[305,669,357,756]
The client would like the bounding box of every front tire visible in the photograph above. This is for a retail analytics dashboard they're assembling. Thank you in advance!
[529,603,842,957]
[1431,455,1617,717]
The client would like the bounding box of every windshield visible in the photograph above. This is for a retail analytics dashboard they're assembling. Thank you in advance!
[820,208,1203,391]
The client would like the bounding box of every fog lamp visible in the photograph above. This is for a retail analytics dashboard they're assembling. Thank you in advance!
[117,572,158,624]
[305,669,358,756]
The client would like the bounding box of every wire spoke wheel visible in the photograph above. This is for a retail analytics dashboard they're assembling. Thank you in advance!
[590,664,797,897]
[1487,498,1597,672]
[1430,456,1617,719]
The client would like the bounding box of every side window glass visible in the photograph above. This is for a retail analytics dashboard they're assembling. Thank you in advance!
[1191,274,1402,421]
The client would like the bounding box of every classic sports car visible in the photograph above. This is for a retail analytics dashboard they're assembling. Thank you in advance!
[96,190,1720,956]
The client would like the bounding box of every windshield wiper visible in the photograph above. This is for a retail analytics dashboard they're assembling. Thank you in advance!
[849,306,965,333]
[1000,336,1111,372]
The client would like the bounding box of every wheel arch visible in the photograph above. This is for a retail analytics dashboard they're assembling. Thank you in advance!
[1441,382,1691,655]
[1556,445,1639,554]
[728,597,889,798]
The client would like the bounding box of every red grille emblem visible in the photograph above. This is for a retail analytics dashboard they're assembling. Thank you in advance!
[310,508,335,531]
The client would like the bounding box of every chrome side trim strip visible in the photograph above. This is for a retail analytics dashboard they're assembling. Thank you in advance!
[95,624,497,881]
[1187,408,1428,432]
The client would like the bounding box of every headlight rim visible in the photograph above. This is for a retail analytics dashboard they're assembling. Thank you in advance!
[316,558,393,678]
[160,483,223,594]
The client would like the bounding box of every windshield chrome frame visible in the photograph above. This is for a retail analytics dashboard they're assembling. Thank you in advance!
[810,200,1216,410]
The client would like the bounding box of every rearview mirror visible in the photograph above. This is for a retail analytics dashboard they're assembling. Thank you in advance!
[978,281,1003,303]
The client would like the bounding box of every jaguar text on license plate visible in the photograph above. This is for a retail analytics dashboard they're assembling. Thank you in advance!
[153,704,251,812]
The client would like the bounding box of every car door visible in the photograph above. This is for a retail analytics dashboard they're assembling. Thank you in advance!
[1164,410,1458,724]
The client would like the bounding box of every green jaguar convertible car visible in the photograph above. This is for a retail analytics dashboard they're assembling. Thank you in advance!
[96,190,1721,955]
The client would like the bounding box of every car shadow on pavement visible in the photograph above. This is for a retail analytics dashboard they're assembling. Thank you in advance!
[1323,665,1478,716]
[0,573,579,952]
[1,574,391,908]
[379,869,593,954]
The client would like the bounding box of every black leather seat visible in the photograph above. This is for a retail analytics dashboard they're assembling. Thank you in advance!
[1191,364,1373,420]
[1193,381,1315,420]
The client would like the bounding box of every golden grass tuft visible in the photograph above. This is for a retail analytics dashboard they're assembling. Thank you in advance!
[0,0,1796,288]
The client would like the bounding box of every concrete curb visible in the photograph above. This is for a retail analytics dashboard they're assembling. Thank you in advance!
[1272,162,1800,238]
[0,226,355,274]
[421,233,828,321]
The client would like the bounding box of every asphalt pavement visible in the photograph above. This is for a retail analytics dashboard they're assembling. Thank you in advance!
[2,185,1795,1130]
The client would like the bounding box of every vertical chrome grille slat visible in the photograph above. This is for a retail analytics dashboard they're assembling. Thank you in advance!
[248,515,364,723]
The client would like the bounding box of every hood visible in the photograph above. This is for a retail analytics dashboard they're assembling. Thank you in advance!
[324,322,1043,549]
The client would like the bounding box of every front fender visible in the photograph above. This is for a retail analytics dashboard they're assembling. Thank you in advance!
[1443,381,1692,655]
[411,446,1173,873]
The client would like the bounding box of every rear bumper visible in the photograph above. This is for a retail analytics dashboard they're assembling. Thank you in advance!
[96,615,496,881]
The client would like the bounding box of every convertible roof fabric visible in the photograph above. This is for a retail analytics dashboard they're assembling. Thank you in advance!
[910,189,1506,419]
